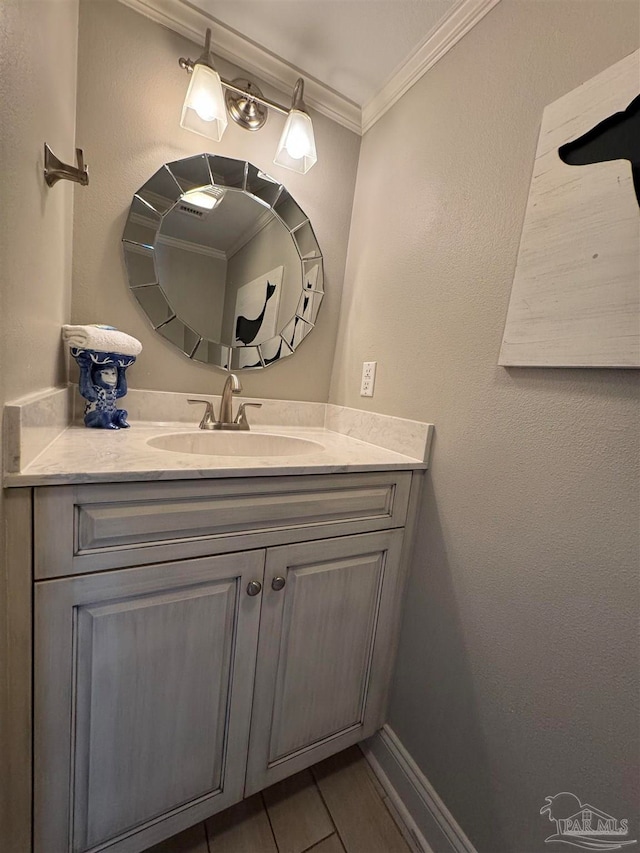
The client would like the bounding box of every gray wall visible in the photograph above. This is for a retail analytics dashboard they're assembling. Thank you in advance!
[72,0,360,401]
[0,0,77,404]
[329,2,639,850]
[155,243,226,342]
[0,0,78,841]
[224,217,301,345]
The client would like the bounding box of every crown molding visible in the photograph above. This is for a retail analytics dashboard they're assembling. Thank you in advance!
[361,0,501,133]
[118,0,500,137]
[118,0,362,134]
[130,210,227,258]
[133,209,275,260]
[227,208,273,259]
[156,233,227,259]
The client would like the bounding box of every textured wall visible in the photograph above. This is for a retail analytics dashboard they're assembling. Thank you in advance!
[155,244,226,341]
[0,0,77,403]
[73,0,360,401]
[0,0,78,843]
[224,218,302,345]
[329,2,639,850]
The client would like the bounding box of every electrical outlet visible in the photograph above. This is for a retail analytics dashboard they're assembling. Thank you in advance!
[360,361,377,397]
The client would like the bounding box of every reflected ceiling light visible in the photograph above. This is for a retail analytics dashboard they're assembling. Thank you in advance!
[179,29,317,174]
[180,186,227,212]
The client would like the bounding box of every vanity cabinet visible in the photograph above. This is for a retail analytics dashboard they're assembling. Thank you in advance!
[245,531,403,796]
[29,470,421,853]
[35,552,264,853]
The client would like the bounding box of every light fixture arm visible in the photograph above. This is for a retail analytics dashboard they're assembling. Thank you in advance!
[197,27,215,68]
[222,79,290,117]
[291,78,306,112]
[179,27,216,72]
[178,29,317,172]
[178,31,303,119]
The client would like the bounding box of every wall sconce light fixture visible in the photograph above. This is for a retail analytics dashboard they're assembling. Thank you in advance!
[179,29,317,174]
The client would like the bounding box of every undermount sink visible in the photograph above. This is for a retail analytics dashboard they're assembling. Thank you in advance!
[146,431,324,457]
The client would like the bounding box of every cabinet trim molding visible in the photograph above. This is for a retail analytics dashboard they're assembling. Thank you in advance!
[35,472,412,579]
[0,488,33,853]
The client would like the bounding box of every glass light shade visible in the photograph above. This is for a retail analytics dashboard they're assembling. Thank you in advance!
[273,109,317,174]
[180,64,228,141]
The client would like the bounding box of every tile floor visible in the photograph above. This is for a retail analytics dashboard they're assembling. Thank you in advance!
[145,746,416,853]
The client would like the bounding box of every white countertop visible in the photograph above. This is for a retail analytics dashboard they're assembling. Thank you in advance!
[4,421,427,487]
[3,387,433,487]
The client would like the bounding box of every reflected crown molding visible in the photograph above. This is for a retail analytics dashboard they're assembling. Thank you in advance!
[156,234,227,260]
[118,0,500,136]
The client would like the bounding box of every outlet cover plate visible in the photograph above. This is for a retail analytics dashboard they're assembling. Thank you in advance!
[360,361,377,396]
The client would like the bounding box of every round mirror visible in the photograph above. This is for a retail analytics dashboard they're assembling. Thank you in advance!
[122,154,324,370]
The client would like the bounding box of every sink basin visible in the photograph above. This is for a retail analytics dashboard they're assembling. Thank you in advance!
[147,431,324,457]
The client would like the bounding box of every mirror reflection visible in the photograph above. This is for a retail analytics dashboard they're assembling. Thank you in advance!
[122,154,323,370]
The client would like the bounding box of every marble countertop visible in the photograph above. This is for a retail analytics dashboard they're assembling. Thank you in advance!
[3,386,433,487]
[4,421,427,487]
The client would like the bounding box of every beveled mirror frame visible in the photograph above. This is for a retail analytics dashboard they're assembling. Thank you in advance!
[122,154,324,370]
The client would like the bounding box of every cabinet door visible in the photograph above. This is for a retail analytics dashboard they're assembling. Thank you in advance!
[245,530,404,795]
[34,551,265,853]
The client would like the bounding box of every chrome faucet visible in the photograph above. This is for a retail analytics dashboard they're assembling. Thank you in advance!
[188,373,262,430]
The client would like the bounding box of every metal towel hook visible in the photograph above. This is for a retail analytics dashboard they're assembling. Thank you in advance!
[44,143,89,188]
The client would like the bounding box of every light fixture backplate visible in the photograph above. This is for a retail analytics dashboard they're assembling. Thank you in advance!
[225,78,269,131]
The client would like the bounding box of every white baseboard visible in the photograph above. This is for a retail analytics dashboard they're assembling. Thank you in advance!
[361,725,478,853]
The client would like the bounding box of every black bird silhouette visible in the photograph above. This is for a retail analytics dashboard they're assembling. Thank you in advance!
[241,338,284,369]
[264,338,284,364]
[559,93,640,207]
[235,281,277,345]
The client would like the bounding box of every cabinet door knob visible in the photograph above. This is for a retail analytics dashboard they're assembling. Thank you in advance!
[271,576,286,591]
[247,581,262,596]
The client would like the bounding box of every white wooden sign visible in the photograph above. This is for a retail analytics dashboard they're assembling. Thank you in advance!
[500,50,640,368]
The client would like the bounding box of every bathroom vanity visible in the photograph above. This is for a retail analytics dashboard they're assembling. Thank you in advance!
[3,397,431,853]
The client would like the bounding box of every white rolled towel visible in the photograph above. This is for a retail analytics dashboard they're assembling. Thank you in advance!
[62,324,143,357]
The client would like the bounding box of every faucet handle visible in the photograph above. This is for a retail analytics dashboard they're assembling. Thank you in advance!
[234,402,262,430]
[188,398,216,429]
